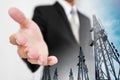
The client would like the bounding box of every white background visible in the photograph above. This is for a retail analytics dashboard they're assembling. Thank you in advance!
[0,0,93,80]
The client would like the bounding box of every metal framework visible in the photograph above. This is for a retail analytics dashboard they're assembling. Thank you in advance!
[42,47,90,80]
[42,66,51,80]
[69,68,74,80]
[53,68,58,80]
[77,47,89,80]
[90,15,120,80]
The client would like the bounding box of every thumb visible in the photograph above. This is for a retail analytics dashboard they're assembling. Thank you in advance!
[47,56,58,66]
[8,7,29,27]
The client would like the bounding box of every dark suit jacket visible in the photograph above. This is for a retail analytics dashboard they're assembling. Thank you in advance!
[24,2,92,75]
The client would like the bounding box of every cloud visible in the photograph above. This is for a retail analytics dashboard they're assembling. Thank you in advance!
[102,19,120,52]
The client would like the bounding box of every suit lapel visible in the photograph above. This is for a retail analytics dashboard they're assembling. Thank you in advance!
[78,11,87,46]
[78,12,82,45]
[53,2,78,44]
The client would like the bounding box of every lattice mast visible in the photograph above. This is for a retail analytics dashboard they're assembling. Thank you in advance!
[90,15,120,80]
[53,68,58,80]
[77,47,89,80]
[69,68,74,80]
[42,66,51,80]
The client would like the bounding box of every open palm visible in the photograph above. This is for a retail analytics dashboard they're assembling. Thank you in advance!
[9,7,58,66]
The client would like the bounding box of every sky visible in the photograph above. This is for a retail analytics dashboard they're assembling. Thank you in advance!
[99,0,120,52]
[92,0,120,53]
[78,0,120,53]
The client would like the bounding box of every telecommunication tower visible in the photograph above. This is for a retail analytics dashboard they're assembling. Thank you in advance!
[77,47,89,80]
[90,15,120,80]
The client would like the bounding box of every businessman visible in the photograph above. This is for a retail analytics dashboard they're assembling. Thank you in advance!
[9,0,94,79]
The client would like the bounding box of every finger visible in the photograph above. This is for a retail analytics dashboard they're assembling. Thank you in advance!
[17,46,27,58]
[26,47,39,59]
[9,33,27,46]
[27,58,38,64]
[8,7,29,27]
[37,56,47,66]
[47,56,58,66]
[15,33,27,46]
[9,34,17,45]
[27,56,58,66]
[26,47,48,66]
[27,57,47,66]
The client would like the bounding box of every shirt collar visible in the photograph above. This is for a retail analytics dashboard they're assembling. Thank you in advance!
[57,0,77,19]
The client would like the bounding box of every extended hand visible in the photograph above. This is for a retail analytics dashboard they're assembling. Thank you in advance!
[8,7,58,66]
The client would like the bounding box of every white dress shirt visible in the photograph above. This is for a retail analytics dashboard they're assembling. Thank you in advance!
[58,0,80,43]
